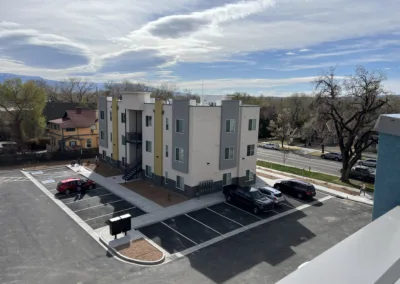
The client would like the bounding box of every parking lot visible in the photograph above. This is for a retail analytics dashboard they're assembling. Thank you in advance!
[29,166,146,230]
[138,191,328,254]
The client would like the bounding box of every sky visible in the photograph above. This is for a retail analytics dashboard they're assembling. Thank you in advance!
[0,0,400,96]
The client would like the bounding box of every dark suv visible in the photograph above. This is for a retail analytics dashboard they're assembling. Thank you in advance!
[223,185,274,215]
[349,166,375,183]
[273,179,316,199]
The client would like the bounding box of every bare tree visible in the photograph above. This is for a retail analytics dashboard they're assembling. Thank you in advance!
[175,88,200,103]
[151,82,177,102]
[268,108,293,148]
[314,66,390,182]
[58,78,96,104]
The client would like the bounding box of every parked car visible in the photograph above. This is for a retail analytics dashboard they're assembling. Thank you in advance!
[258,186,285,205]
[321,152,342,161]
[56,178,96,194]
[0,141,17,154]
[358,159,377,168]
[273,179,316,199]
[349,166,375,183]
[260,143,280,150]
[223,185,274,215]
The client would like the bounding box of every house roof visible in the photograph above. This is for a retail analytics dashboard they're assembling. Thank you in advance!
[43,102,97,121]
[48,108,97,128]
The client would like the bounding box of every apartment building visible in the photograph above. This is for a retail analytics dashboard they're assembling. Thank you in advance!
[98,92,260,198]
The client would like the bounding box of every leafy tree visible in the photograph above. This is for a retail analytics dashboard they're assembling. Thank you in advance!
[314,66,390,182]
[268,108,293,147]
[0,79,47,143]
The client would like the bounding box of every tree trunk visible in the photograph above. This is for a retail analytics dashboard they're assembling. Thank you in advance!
[340,157,350,182]
[281,139,284,148]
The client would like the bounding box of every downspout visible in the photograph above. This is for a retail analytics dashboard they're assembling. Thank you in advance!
[125,109,127,178]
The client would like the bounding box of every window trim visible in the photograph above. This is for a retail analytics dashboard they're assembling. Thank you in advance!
[86,138,92,148]
[166,117,169,130]
[176,175,184,190]
[176,119,184,133]
[224,146,234,160]
[121,112,126,123]
[100,110,104,120]
[247,144,255,156]
[146,141,152,153]
[245,170,254,182]
[225,119,235,133]
[145,165,152,178]
[248,118,257,131]
[165,145,169,157]
[122,135,126,145]
[146,115,152,127]
[100,131,104,139]
[175,147,184,162]
[222,173,232,186]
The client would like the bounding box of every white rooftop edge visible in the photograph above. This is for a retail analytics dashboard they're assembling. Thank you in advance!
[276,206,400,284]
[374,113,400,137]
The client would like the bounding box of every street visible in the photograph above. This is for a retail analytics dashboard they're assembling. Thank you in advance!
[257,148,342,176]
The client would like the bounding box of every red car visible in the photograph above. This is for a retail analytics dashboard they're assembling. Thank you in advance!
[56,178,96,194]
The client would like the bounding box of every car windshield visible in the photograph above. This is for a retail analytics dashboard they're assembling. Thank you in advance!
[251,190,264,200]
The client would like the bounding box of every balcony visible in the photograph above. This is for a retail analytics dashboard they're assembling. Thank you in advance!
[126,132,142,144]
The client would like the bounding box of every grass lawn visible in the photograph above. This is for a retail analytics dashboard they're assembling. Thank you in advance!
[257,160,374,192]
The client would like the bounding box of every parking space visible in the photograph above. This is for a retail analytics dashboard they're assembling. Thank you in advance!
[29,166,146,230]
[138,192,329,255]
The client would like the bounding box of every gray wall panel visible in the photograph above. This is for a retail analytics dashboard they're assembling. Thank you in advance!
[219,100,239,170]
[172,100,189,173]
[98,97,108,148]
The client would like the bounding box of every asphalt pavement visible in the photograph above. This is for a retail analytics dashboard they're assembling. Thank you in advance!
[257,148,342,176]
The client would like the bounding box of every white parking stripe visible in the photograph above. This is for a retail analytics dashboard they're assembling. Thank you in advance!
[64,193,114,205]
[84,206,136,222]
[184,214,222,235]
[161,221,198,245]
[73,199,124,213]
[223,202,263,220]
[205,207,245,227]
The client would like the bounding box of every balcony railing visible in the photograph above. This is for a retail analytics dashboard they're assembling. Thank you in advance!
[126,132,142,143]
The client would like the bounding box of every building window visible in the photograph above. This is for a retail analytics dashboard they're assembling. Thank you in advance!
[176,119,184,133]
[223,173,232,186]
[122,157,126,166]
[100,111,104,119]
[248,119,257,131]
[246,170,254,182]
[110,111,112,121]
[69,141,76,147]
[226,119,235,133]
[102,150,106,159]
[176,175,184,190]
[166,118,169,130]
[165,145,169,157]
[146,141,152,152]
[165,171,168,184]
[122,135,126,145]
[66,128,76,132]
[121,113,126,123]
[146,115,152,127]
[110,132,112,142]
[86,139,92,148]
[247,144,255,156]
[100,131,104,139]
[175,147,184,162]
[224,146,234,160]
[145,165,152,177]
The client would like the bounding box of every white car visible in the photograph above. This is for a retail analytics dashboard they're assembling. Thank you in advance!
[258,186,285,204]
[358,159,377,168]
[260,143,280,150]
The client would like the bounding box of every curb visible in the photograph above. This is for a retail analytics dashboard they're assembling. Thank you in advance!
[99,235,165,265]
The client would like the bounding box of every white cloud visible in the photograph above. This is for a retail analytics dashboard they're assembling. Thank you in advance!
[299,48,310,52]
[286,52,295,55]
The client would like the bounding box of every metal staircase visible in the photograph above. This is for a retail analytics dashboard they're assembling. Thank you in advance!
[123,160,142,181]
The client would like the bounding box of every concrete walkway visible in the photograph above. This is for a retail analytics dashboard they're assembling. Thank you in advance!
[256,167,373,206]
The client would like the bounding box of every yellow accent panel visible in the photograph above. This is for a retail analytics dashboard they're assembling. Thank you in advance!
[154,99,163,176]
[112,97,119,159]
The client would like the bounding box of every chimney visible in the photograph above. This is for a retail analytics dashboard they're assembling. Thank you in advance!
[76,107,82,114]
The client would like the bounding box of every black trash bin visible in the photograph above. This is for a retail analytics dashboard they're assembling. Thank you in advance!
[119,213,132,235]
[109,216,122,239]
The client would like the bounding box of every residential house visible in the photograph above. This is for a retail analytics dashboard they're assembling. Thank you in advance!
[47,107,98,151]
[99,92,260,198]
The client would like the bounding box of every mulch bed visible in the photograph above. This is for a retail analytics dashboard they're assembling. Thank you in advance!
[115,238,163,261]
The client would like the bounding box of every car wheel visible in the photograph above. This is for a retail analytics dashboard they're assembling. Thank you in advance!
[253,207,260,215]
[321,155,326,159]
[65,189,71,195]
[334,157,339,161]
[297,192,304,199]
[226,195,232,203]
[275,185,281,190]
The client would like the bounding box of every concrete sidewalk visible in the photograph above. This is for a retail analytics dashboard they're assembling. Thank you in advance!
[256,167,373,206]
